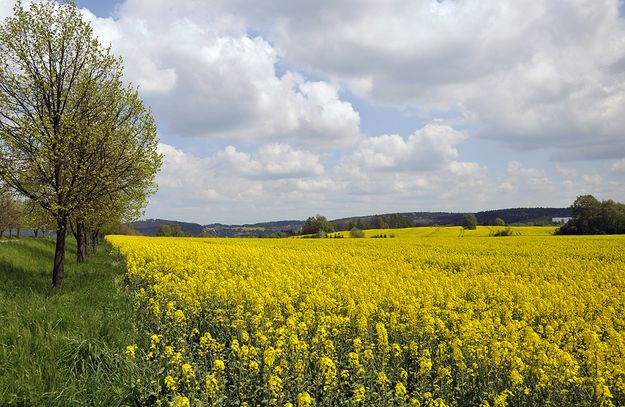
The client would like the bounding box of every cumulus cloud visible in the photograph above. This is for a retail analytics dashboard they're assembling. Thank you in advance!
[215,0,625,159]
[210,144,324,179]
[556,165,577,177]
[344,121,467,172]
[612,159,625,173]
[79,1,362,149]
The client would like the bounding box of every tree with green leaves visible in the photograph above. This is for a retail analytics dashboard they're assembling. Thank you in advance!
[156,224,172,237]
[558,195,625,235]
[349,227,365,238]
[301,214,334,235]
[0,1,161,286]
[495,217,506,226]
[21,199,54,237]
[71,185,148,262]
[462,213,478,230]
[0,188,16,237]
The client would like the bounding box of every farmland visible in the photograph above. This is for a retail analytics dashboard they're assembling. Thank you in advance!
[108,232,625,406]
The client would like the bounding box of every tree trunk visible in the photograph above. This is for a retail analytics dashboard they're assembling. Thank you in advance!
[89,230,99,254]
[16,228,20,238]
[33,229,39,238]
[52,218,67,287]
[75,220,88,263]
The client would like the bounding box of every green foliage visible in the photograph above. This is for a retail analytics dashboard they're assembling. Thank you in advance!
[301,214,334,235]
[156,224,172,236]
[495,217,506,226]
[0,1,162,284]
[462,213,478,230]
[492,228,514,237]
[349,227,365,238]
[0,189,16,236]
[105,223,142,236]
[558,195,625,235]
[156,223,186,237]
[0,238,137,405]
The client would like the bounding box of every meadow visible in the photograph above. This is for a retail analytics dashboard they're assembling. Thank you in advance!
[108,231,625,406]
[0,238,138,406]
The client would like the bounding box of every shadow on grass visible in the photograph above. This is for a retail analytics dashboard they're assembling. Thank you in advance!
[0,258,52,296]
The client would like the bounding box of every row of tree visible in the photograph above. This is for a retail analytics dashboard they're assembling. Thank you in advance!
[330,214,415,232]
[303,212,501,235]
[0,188,54,237]
[0,2,161,286]
[558,195,625,235]
[156,224,187,237]
[461,213,506,230]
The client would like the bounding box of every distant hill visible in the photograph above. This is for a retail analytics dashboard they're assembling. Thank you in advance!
[131,219,204,236]
[130,208,571,237]
[131,219,302,237]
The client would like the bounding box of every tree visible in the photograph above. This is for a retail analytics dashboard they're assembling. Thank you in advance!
[0,1,161,286]
[495,217,506,226]
[558,195,625,235]
[571,195,601,234]
[156,223,186,237]
[371,215,387,230]
[462,213,478,230]
[0,189,15,237]
[386,214,415,229]
[301,214,334,235]
[21,199,54,237]
[349,227,365,238]
[72,186,148,262]
[157,224,172,237]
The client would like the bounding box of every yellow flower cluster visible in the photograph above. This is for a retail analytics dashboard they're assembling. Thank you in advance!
[107,234,625,406]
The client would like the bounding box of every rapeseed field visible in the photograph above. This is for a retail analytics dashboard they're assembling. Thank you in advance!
[107,233,625,406]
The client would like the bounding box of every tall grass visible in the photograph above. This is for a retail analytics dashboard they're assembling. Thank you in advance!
[0,237,138,406]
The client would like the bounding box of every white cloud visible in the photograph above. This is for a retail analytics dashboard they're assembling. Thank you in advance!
[582,174,603,186]
[504,161,551,190]
[556,165,577,177]
[210,144,324,179]
[82,2,362,150]
[215,0,625,160]
[345,121,467,172]
[612,158,625,173]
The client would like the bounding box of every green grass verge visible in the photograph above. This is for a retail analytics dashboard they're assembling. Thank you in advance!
[0,237,137,406]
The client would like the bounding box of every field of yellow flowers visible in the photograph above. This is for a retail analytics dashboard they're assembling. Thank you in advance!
[107,233,625,406]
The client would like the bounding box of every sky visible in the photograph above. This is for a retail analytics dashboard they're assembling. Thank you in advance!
[3,0,625,224]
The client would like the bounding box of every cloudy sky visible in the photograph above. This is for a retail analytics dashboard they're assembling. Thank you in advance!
[3,0,625,224]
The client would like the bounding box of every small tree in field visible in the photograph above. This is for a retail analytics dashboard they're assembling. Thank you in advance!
[301,214,334,235]
[349,227,365,238]
[0,1,161,286]
[462,213,478,230]
[157,224,172,237]
[495,217,506,226]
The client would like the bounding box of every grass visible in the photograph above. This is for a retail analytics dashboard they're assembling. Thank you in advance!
[0,237,138,406]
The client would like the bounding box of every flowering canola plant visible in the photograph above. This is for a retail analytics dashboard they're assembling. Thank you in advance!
[106,234,625,406]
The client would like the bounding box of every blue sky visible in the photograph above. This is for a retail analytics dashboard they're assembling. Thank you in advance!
[8,0,625,224]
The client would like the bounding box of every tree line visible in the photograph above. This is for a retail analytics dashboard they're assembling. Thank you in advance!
[331,214,415,232]
[558,195,625,235]
[0,1,161,286]
[0,188,54,237]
